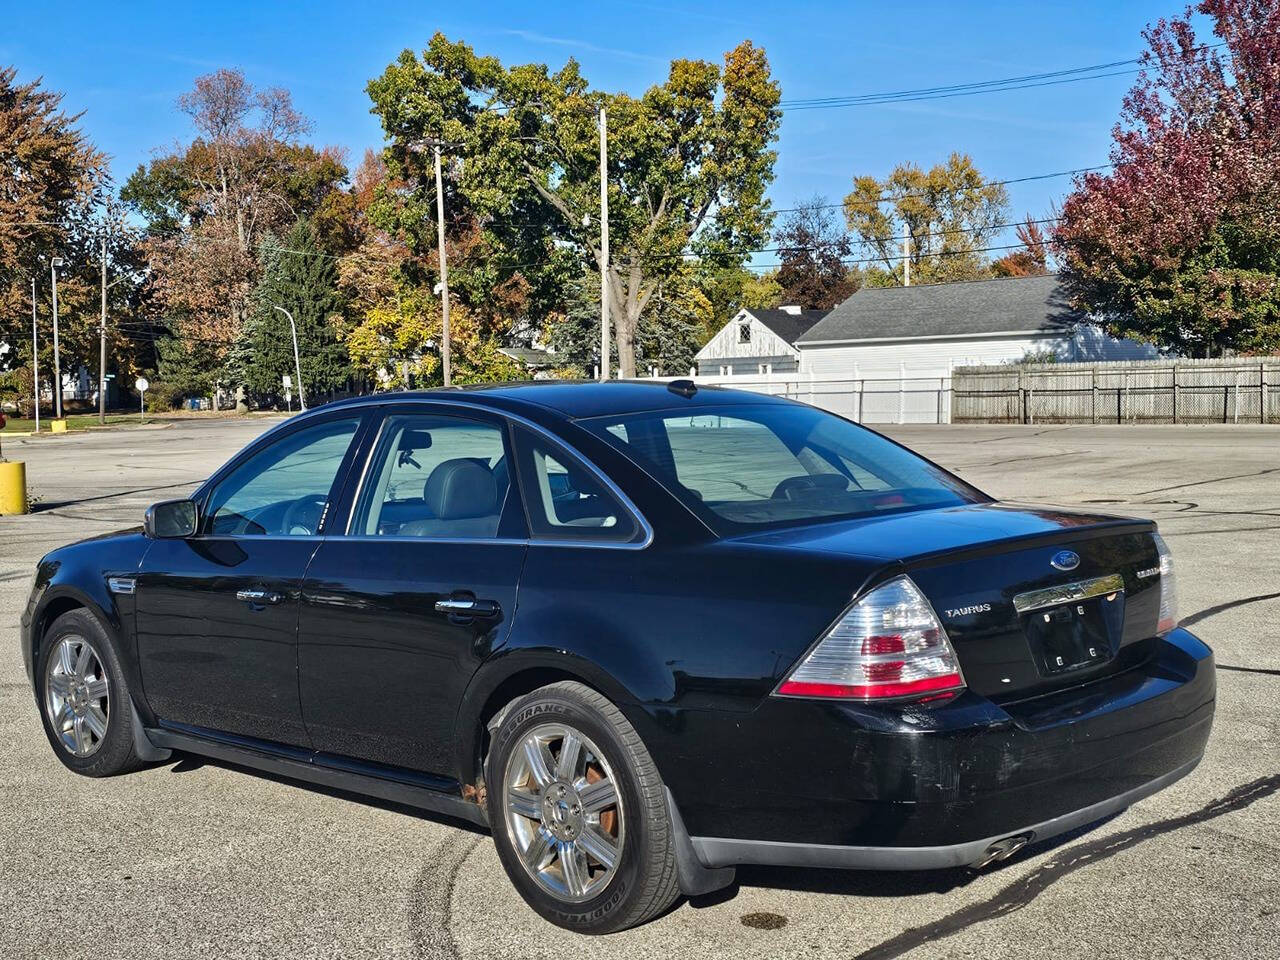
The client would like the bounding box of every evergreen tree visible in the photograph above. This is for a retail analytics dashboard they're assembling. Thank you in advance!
[242,220,350,404]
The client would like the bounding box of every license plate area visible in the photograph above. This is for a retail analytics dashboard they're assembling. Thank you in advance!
[1013,574,1126,677]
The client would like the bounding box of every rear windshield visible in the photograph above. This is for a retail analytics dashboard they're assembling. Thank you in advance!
[581,403,984,533]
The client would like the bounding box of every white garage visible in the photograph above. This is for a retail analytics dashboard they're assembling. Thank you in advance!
[693,274,1156,423]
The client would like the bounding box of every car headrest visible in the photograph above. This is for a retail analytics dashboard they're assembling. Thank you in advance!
[423,459,498,520]
[772,473,850,501]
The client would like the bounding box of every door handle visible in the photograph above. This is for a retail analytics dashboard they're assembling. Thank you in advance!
[237,588,283,605]
[434,597,501,618]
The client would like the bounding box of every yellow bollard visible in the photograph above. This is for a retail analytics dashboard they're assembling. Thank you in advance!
[50,419,67,434]
[0,460,28,515]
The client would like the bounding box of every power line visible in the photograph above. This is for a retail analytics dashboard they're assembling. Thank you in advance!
[778,37,1232,110]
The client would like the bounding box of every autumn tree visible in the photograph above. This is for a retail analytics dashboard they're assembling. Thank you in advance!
[366,34,782,378]
[774,197,859,309]
[0,67,107,398]
[122,70,350,387]
[1054,0,1280,356]
[993,216,1050,277]
[844,153,1009,285]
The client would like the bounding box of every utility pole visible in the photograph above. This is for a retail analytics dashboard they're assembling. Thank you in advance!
[31,277,39,433]
[902,234,911,287]
[51,257,64,419]
[432,144,452,387]
[99,237,108,424]
[599,106,610,381]
[272,305,306,411]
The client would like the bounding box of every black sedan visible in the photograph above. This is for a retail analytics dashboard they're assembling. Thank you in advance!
[20,382,1214,933]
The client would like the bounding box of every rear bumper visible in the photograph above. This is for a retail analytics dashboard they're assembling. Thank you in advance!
[692,755,1200,870]
[652,627,1214,867]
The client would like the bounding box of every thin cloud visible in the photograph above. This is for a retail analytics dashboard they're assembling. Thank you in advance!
[503,29,663,64]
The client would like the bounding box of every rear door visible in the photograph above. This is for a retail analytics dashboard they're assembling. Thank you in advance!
[136,413,366,745]
[297,405,527,776]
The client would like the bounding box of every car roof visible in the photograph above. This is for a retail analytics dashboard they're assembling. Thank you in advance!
[323,380,793,420]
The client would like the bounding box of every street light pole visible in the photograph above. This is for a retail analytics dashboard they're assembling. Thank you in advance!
[599,106,610,381]
[50,257,64,419]
[30,277,39,434]
[433,144,452,388]
[272,305,306,412]
[99,236,108,424]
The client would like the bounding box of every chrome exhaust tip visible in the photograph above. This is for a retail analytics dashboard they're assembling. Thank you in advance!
[970,833,1032,869]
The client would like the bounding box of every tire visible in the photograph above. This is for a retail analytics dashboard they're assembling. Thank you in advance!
[36,609,147,777]
[485,681,680,933]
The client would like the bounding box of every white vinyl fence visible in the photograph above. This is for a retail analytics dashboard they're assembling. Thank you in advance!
[688,372,953,424]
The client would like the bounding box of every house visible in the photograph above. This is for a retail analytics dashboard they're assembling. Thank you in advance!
[499,345,560,378]
[794,274,1156,381]
[694,305,829,377]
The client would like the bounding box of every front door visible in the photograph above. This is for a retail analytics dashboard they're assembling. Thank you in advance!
[136,414,365,746]
[297,408,526,775]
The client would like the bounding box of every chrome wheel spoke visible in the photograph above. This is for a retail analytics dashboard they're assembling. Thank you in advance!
[85,678,108,701]
[85,705,108,740]
[579,824,619,871]
[72,715,88,755]
[57,640,75,676]
[522,739,555,789]
[507,788,541,821]
[558,840,588,898]
[522,826,555,871]
[578,776,617,814]
[54,702,72,732]
[48,674,72,699]
[74,642,92,678]
[555,730,583,780]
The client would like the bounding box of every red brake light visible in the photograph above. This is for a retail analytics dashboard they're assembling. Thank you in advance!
[775,576,965,701]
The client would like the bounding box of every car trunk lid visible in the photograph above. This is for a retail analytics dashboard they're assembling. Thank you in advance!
[738,503,1165,699]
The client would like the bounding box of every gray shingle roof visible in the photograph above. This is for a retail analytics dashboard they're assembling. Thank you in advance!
[795,274,1084,344]
[747,308,828,345]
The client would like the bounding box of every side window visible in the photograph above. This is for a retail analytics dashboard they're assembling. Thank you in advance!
[514,427,642,543]
[206,417,361,536]
[351,414,510,539]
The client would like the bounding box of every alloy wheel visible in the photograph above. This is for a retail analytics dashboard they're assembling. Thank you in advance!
[44,635,110,758]
[503,722,625,903]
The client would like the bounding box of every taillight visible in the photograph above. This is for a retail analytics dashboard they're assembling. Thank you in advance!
[775,575,965,701]
[1153,533,1178,635]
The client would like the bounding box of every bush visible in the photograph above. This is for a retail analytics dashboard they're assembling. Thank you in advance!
[144,382,188,413]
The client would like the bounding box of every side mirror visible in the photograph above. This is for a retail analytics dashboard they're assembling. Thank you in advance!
[144,499,199,539]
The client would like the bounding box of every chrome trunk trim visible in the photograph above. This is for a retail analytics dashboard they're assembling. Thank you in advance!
[1012,573,1124,615]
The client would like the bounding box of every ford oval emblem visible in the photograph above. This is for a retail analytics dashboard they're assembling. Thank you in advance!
[1051,550,1080,572]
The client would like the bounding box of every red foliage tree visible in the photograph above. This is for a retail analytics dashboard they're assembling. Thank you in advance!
[1054,0,1280,356]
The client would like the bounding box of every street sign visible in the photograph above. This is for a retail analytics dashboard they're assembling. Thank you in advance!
[135,377,148,424]
[135,377,149,392]
[282,374,292,388]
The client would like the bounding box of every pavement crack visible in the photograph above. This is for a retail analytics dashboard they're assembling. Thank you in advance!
[409,832,483,960]
[1132,467,1280,497]
[1217,663,1280,678]
[851,774,1280,960]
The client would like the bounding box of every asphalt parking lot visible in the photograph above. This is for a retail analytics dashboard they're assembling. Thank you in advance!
[1,416,1277,959]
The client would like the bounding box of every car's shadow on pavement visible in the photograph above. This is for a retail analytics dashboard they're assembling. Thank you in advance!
[698,774,1280,960]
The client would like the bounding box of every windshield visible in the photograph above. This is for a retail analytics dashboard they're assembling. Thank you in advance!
[581,403,985,533]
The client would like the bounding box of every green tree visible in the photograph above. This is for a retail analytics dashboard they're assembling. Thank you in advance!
[241,221,350,404]
[366,34,782,377]
[844,153,1008,285]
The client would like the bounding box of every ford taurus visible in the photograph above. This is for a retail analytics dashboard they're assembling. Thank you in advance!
[20,381,1215,932]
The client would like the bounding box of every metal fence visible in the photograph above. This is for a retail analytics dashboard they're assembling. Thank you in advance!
[952,358,1280,424]
[689,373,953,424]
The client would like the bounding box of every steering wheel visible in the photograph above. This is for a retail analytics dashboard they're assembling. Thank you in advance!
[282,494,327,536]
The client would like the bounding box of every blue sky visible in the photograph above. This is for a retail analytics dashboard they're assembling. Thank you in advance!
[3,0,1190,251]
